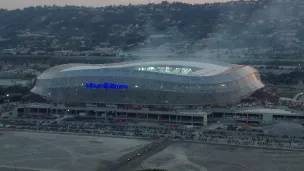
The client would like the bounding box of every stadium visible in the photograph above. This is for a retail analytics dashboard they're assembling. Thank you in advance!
[31,58,264,105]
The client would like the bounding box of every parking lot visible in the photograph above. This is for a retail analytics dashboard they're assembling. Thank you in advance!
[2,126,304,171]
[140,143,304,171]
[0,131,151,171]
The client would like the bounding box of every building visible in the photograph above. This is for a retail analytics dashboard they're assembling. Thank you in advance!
[31,58,264,105]
[14,103,209,126]
[12,103,304,127]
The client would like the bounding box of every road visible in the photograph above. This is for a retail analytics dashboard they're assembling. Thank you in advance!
[267,84,304,90]
[3,55,304,64]
[0,165,59,171]
[100,138,173,171]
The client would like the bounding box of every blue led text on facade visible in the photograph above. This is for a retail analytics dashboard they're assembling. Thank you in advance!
[85,82,128,89]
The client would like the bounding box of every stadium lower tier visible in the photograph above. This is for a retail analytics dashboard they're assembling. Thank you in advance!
[31,85,259,105]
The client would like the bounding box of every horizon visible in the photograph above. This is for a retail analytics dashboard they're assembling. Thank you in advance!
[0,0,233,10]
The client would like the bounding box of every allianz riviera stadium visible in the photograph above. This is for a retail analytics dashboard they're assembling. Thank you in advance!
[31,58,265,105]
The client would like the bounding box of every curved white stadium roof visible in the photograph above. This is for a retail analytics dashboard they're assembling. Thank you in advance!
[53,59,238,76]
[59,60,234,77]
[38,58,257,84]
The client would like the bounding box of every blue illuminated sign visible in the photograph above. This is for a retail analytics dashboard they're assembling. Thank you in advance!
[85,82,128,89]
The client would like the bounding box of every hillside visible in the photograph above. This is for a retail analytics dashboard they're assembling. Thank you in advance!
[0,0,304,55]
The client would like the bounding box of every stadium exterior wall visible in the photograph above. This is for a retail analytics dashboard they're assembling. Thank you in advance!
[31,59,264,105]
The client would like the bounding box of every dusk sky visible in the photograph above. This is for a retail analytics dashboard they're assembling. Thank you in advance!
[0,0,232,9]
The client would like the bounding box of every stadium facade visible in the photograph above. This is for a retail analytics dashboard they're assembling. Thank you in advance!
[31,59,264,105]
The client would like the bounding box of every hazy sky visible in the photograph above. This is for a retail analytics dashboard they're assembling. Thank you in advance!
[0,0,231,9]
